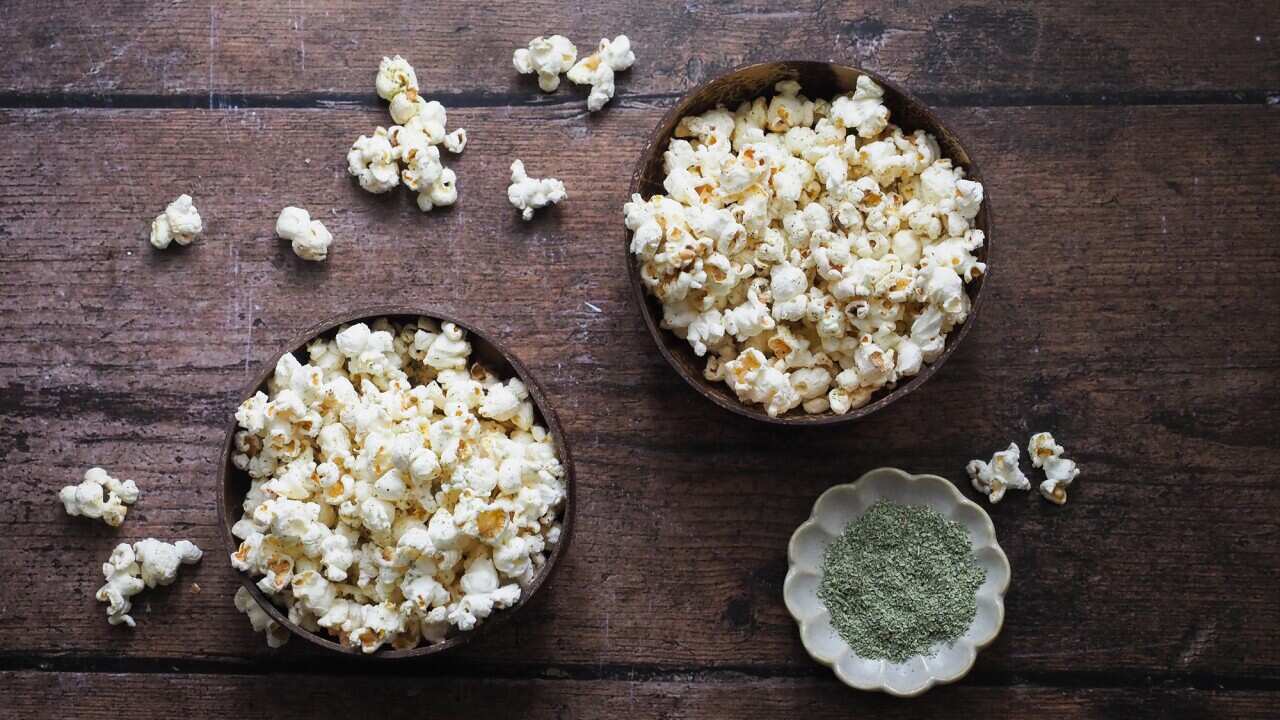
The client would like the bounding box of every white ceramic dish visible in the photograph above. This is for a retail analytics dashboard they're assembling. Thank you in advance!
[784,467,1010,697]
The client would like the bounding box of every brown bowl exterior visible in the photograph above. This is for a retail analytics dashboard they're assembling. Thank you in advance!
[216,305,575,658]
[626,62,992,425]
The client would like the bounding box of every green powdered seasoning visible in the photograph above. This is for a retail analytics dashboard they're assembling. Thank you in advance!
[817,500,986,662]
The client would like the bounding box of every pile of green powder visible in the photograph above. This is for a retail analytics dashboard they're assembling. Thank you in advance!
[817,500,986,663]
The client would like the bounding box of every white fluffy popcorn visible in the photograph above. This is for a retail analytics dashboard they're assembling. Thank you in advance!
[375,55,418,101]
[513,35,578,92]
[347,128,400,194]
[134,538,203,587]
[149,194,203,249]
[228,317,566,653]
[355,56,466,211]
[276,206,334,262]
[624,77,985,417]
[566,35,635,111]
[235,586,290,648]
[967,443,1031,504]
[443,128,468,154]
[507,160,567,220]
[1029,432,1080,505]
[95,539,201,627]
[60,467,140,527]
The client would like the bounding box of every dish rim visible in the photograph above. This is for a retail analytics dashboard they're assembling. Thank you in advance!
[783,467,1010,695]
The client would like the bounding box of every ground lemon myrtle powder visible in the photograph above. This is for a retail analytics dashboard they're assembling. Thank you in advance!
[817,500,986,663]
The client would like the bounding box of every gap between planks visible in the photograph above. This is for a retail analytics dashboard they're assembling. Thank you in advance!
[0,88,1277,112]
[2,654,1279,693]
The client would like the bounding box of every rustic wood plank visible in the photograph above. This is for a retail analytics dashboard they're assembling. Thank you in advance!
[1,0,1277,101]
[0,102,1277,681]
[2,672,1277,719]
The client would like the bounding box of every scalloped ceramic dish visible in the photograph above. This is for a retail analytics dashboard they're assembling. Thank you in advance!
[784,468,1010,696]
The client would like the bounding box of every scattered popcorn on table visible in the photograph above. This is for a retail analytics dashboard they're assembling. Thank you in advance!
[1029,432,1080,505]
[375,55,418,101]
[59,467,140,527]
[228,317,566,653]
[276,206,333,262]
[566,35,635,111]
[966,443,1030,504]
[513,35,578,92]
[443,128,468,155]
[624,76,986,417]
[95,539,202,627]
[507,160,567,220]
[351,56,467,212]
[149,194,203,250]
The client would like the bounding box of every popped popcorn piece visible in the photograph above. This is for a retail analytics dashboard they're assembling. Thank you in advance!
[566,35,635,111]
[133,538,202,587]
[95,539,202,628]
[235,585,290,648]
[388,89,429,125]
[275,206,334,262]
[624,78,984,417]
[448,554,521,631]
[228,317,565,653]
[59,467,140,528]
[347,128,401,194]
[443,128,468,154]
[513,35,578,92]
[96,543,144,627]
[400,144,443,192]
[417,168,458,212]
[507,159,567,220]
[1029,432,1081,505]
[831,75,889,138]
[1027,431,1063,468]
[1039,456,1080,505]
[375,55,418,100]
[149,194,203,249]
[967,443,1031,504]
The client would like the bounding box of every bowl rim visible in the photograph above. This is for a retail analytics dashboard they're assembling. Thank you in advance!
[215,304,576,659]
[624,60,993,426]
[783,467,1010,696]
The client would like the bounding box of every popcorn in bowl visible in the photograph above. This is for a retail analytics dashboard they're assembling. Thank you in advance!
[625,75,986,418]
[226,316,567,653]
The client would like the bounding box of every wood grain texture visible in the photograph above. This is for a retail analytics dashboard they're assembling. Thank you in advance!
[1,1,1277,101]
[0,102,1277,688]
[2,672,1277,719]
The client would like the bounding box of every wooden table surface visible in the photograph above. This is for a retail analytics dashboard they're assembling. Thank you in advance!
[2,1,1278,717]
